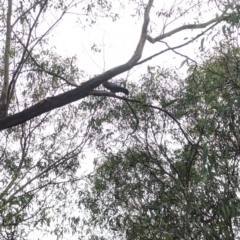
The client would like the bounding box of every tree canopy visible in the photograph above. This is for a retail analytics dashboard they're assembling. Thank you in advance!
[0,0,240,239]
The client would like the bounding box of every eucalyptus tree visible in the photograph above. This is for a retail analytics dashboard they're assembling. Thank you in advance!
[82,45,240,239]
[0,0,239,239]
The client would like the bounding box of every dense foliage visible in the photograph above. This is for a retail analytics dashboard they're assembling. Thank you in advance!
[83,47,240,239]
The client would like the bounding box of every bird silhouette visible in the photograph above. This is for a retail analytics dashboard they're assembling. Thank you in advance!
[103,81,129,95]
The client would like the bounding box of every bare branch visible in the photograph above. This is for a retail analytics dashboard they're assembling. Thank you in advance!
[147,13,227,43]
[160,40,198,65]
[137,21,220,66]
[128,0,153,63]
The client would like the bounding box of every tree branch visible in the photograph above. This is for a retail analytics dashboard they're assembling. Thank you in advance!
[90,90,194,146]
[128,0,153,63]
[0,1,229,132]
[0,0,12,117]
[29,53,79,88]
[136,21,220,66]
[125,100,139,135]
[7,0,49,110]
[0,0,154,131]
[147,13,227,43]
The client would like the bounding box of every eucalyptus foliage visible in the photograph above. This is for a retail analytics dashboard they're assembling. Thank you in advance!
[82,46,240,240]
[0,0,240,240]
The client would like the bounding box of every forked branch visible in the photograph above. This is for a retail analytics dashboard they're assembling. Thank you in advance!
[0,0,154,130]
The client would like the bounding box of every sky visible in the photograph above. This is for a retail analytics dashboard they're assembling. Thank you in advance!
[46,0,208,78]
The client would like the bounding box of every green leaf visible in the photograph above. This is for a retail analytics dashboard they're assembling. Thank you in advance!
[200,37,205,51]
[179,59,188,69]
[202,148,208,166]
[162,99,178,108]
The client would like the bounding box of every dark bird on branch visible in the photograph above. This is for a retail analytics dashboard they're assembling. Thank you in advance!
[103,81,129,95]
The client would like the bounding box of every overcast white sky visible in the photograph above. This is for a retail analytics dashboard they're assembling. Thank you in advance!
[46,0,213,79]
